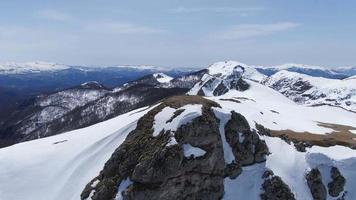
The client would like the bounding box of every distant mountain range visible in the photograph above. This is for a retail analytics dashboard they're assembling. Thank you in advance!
[0,61,191,121]
[255,63,356,79]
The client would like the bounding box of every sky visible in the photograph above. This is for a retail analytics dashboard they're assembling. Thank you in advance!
[0,0,356,68]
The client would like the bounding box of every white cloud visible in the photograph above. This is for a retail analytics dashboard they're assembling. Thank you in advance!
[86,22,165,34]
[37,9,74,21]
[214,22,301,40]
[169,6,264,16]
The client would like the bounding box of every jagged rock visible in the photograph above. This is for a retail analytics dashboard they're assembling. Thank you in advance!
[81,96,225,200]
[213,81,229,96]
[328,167,346,197]
[255,123,272,136]
[306,168,327,200]
[230,78,250,91]
[293,141,312,152]
[261,175,296,200]
[224,161,242,179]
[262,169,274,179]
[225,111,269,166]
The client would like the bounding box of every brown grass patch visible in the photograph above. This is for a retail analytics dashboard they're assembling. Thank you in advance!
[219,98,241,103]
[162,95,221,109]
[271,122,356,149]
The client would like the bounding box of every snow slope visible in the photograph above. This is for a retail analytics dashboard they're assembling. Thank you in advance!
[209,80,356,134]
[209,82,356,199]
[0,106,153,200]
[263,70,356,112]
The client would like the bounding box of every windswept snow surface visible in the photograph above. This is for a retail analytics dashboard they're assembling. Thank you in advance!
[0,106,153,200]
[224,163,266,200]
[262,136,356,200]
[210,80,356,134]
[153,104,203,137]
[209,81,356,199]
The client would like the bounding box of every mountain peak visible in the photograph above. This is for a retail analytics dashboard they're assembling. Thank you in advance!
[152,73,173,83]
[207,61,247,78]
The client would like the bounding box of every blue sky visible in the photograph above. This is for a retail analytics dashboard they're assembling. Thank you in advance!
[0,0,355,68]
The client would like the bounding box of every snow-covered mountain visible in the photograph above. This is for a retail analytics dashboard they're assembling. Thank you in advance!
[0,62,191,128]
[1,77,355,200]
[188,61,266,96]
[0,61,191,75]
[256,63,356,79]
[0,72,203,148]
[0,60,356,200]
[0,61,70,74]
[263,70,356,112]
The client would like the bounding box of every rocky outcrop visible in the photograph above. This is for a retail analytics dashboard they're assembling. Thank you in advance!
[255,123,313,152]
[306,168,327,200]
[81,96,224,200]
[328,167,346,197]
[224,113,269,166]
[81,95,271,200]
[260,170,296,200]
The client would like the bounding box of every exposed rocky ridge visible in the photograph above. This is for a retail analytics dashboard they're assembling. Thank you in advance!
[262,70,356,112]
[81,95,270,200]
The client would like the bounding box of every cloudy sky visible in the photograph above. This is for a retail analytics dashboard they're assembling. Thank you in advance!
[0,0,355,68]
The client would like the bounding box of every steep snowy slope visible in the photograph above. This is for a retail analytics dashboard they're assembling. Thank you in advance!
[0,106,153,200]
[263,70,356,112]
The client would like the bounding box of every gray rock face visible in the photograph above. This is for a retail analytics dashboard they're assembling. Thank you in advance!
[224,161,242,179]
[81,95,272,200]
[306,168,327,200]
[328,167,346,197]
[81,96,225,200]
[261,174,296,200]
[213,81,229,96]
[225,111,269,166]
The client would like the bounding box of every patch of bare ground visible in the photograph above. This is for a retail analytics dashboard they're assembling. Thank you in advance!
[310,103,356,114]
[219,98,241,103]
[162,95,220,109]
[233,97,256,102]
[270,122,356,149]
